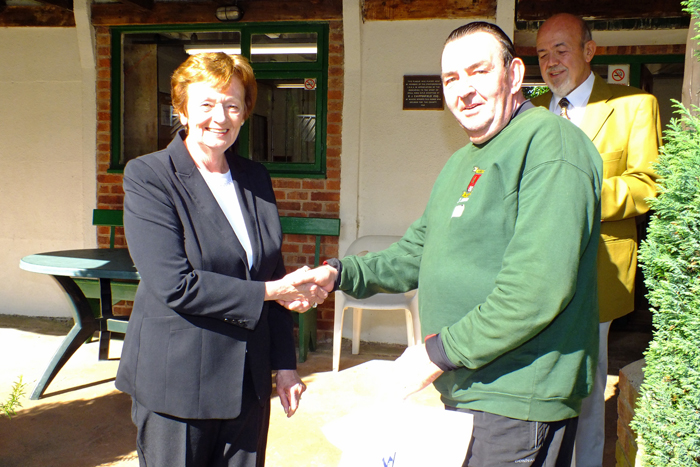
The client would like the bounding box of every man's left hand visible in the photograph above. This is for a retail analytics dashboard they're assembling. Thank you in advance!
[394,344,444,400]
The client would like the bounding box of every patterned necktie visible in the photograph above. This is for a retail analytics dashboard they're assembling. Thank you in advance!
[559,98,571,120]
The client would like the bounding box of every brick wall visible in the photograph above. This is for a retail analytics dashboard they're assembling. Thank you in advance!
[516,43,685,56]
[95,27,122,246]
[616,359,645,467]
[93,23,343,339]
[95,27,131,317]
[272,20,344,342]
[596,44,686,55]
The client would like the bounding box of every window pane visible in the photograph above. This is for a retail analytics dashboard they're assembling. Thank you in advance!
[120,31,241,164]
[183,31,242,56]
[251,32,318,63]
[523,62,546,87]
[251,78,317,163]
[114,26,327,176]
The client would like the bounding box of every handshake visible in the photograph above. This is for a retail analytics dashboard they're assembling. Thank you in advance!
[264,264,339,312]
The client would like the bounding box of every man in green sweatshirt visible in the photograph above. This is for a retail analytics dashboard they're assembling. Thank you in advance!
[302,22,603,466]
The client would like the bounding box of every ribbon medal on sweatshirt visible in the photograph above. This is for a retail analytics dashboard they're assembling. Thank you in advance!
[452,166,484,218]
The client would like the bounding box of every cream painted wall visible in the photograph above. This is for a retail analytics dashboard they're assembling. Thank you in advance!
[339,15,689,346]
[357,20,473,236]
[339,18,482,345]
[0,28,95,317]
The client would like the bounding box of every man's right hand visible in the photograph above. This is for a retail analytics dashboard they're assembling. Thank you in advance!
[302,265,338,293]
[284,264,338,292]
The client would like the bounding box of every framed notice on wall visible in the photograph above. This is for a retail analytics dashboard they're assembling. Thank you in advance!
[403,75,444,110]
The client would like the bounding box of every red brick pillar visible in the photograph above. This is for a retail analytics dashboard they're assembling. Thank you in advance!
[616,359,645,467]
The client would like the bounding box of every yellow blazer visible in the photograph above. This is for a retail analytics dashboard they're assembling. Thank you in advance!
[532,74,662,321]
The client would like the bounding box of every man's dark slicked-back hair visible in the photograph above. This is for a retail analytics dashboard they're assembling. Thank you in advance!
[444,21,516,67]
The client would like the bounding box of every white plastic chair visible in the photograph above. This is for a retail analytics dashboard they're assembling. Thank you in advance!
[333,235,421,372]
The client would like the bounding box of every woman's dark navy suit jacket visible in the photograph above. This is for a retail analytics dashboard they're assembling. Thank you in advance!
[115,131,296,420]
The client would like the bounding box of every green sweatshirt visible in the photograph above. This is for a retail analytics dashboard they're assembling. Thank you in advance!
[339,106,603,422]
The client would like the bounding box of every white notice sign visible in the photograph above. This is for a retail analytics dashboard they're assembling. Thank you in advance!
[608,64,630,85]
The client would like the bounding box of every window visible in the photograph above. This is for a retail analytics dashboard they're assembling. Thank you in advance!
[521,54,684,129]
[246,75,322,167]
[111,24,328,178]
[251,32,318,63]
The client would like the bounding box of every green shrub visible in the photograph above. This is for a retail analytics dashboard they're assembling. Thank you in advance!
[633,100,700,466]
[522,85,548,99]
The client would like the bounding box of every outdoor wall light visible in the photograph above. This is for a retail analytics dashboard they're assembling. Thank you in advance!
[216,5,243,21]
[185,45,242,55]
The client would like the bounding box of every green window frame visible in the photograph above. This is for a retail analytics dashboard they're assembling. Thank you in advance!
[522,54,685,89]
[109,22,329,178]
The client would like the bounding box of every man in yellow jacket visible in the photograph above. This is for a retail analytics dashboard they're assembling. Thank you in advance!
[532,13,662,467]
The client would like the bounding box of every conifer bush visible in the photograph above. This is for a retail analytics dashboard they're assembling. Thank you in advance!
[632,8,700,463]
[633,97,700,467]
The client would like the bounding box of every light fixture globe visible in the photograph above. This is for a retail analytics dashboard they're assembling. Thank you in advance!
[216,5,243,21]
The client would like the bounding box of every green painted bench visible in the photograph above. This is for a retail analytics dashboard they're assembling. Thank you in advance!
[75,209,137,360]
[85,209,340,363]
[279,216,341,362]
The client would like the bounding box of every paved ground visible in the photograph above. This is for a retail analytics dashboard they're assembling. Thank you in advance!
[0,315,650,466]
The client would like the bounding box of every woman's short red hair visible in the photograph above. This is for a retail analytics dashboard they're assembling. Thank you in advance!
[171,52,257,120]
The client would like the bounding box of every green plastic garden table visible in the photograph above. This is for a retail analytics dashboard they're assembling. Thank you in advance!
[19,248,139,399]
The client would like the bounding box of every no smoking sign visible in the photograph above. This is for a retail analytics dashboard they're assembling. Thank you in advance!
[611,68,625,81]
[607,64,630,86]
[304,78,317,90]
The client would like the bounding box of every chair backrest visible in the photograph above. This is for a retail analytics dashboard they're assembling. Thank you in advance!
[344,235,402,257]
[93,209,125,249]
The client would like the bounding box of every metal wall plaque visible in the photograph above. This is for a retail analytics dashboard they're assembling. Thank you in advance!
[403,75,444,110]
